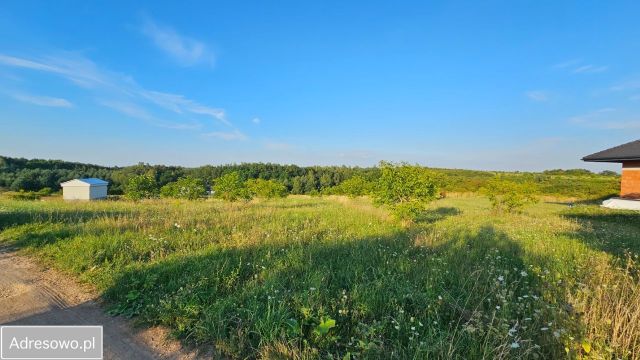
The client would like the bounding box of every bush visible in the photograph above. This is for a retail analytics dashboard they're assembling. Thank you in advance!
[37,187,53,196]
[125,175,158,200]
[160,176,207,200]
[213,172,252,201]
[324,176,374,197]
[3,190,41,200]
[372,162,439,221]
[482,177,538,213]
[246,179,287,199]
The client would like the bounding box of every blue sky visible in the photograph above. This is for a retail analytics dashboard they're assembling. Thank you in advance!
[1,1,639,171]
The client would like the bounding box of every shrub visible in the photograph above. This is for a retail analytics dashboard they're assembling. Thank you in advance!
[372,161,439,221]
[246,178,287,199]
[325,176,374,197]
[160,176,207,200]
[3,190,41,200]
[125,175,158,200]
[213,172,252,201]
[482,177,538,213]
[599,170,619,177]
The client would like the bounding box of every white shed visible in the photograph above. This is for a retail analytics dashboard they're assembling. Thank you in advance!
[60,178,109,200]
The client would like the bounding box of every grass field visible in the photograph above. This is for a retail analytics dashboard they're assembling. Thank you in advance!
[0,195,639,359]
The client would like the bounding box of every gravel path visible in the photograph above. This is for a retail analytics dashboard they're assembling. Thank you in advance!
[0,248,198,360]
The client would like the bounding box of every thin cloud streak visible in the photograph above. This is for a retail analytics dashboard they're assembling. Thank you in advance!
[0,52,229,128]
[552,58,608,74]
[610,79,640,92]
[202,130,247,141]
[140,90,228,125]
[140,16,214,67]
[553,59,581,69]
[569,108,640,129]
[573,64,608,74]
[12,93,73,108]
[99,100,201,130]
[525,90,549,102]
[569,108,616,124]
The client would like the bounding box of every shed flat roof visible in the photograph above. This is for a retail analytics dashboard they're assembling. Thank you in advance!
[60,178,109,186]
[582,139,640,163]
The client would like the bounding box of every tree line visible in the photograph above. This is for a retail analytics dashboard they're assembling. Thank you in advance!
[0,155,620,201]
[0,156,379,195]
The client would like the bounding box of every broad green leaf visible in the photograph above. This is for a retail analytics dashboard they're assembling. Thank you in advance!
[315,317,336,335]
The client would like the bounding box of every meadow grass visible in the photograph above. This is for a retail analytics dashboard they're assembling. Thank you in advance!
[0,196,638,359]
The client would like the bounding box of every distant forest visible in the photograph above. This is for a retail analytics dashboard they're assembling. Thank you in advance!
[0,155,620,199]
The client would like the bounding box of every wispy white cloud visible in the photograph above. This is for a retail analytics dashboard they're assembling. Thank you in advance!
[12,93,73,108]
[252,117,261,124]
[202,130,247,141]
[569,108,616,124]
[610,79,640,92]
[140,16,214,67]
[0,53,113,88]
[99,100,153,120]
[525,90,549,102]
[596,120,640,129]
[140,90,228,125]
[0,52,232,130]
[99,100,201,130]
[569,108,640,129]
[552,59,608,74]
[573,64,608,74]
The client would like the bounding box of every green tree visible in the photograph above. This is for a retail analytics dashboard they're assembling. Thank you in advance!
[213,172,251,201]
[291,176,304,195]
[125,175,158,200]
[303,170,318,193]
[481,177,538,213]
[373,162,439,221]
[319,173,333,189]
[246,178,287,198]
[160,176,207,200]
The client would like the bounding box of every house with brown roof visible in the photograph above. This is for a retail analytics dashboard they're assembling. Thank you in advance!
[583,139,640,209]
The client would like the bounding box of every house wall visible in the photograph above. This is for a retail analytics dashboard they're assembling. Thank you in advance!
[89,185,108,199]
[621,161,640,199]
[63,186,91,200]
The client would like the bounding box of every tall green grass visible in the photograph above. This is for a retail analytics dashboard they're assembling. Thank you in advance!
[0,196,638,358]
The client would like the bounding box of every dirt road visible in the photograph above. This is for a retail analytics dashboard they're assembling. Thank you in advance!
[0,248,198,359]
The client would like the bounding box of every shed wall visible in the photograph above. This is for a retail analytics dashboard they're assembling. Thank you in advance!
[89,185,108,199]
[63,185,107,200]
[63,186,91,200]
